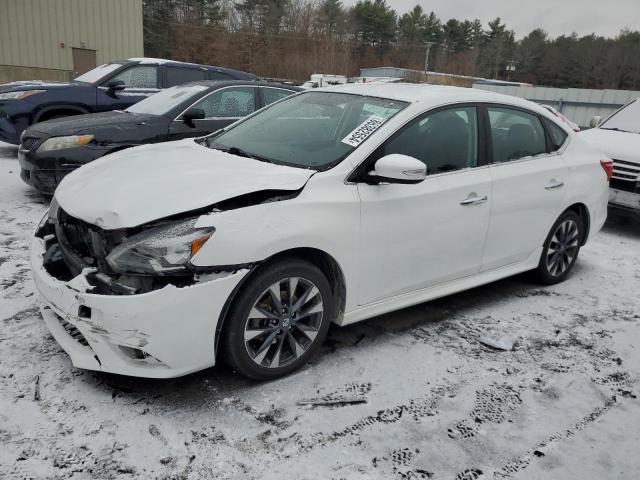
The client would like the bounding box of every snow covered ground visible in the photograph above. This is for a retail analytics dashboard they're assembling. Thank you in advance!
[1,140,639,479]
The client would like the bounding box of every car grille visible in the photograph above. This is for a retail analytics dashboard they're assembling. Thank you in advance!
[611,159,640,182]
[57,315,90,347]
[610,159,640,194]
[610,178,639,194]
[20,136,40,151]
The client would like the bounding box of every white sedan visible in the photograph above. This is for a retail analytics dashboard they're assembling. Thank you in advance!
[31,84,610,380]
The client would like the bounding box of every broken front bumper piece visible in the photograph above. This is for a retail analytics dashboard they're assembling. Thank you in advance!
[31,235,248,378]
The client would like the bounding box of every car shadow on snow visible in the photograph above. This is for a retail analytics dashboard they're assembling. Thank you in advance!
[85,271,537,404]
[1,142,50,205]
[0,142,18,159]
[603,209,640,239]
[21,189,51,206]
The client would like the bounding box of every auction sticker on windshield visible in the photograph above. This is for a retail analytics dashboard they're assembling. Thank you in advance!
[341,115,386,147]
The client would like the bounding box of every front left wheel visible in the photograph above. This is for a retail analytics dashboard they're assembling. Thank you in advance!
[220,258,334,380]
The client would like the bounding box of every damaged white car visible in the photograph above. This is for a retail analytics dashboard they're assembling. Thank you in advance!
[31,84,610,380]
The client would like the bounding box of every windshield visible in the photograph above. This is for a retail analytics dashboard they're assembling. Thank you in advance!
[126,84,209,115]
[207,91,408,170]
[600,99,640,134]
[74,63,124,84]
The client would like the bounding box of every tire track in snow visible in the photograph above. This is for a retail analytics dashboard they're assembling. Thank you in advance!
[491,395,618,478]
[281,379,466,456]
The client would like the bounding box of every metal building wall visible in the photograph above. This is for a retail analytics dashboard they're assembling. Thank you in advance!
[360,67,410,79]
[0,0,143,82]
[473,84,640,128]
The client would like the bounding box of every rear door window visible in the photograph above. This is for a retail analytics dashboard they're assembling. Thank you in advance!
[487,107,547,162]
[165,67,207,87]
[109,65,159,89]
[191,87,257,118]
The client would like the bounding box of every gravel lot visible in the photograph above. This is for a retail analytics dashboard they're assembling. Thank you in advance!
[1,141,639,479]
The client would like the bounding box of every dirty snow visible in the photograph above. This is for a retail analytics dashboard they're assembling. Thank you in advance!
[0,140,639,479]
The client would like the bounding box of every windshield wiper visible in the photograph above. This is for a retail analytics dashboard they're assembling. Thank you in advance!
[600,127,633,133]
[210,144,273,164]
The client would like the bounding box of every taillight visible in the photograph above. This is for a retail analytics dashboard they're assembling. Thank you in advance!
[600,159,613,182]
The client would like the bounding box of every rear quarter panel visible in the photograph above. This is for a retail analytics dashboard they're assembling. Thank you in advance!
[562,133,609,239]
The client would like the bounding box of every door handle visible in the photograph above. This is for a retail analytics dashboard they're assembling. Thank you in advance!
[460,194,488,206]
[545,180,564,190]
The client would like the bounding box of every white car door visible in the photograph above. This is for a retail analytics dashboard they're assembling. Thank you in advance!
[481,105,569,271]
[354,105,492,305]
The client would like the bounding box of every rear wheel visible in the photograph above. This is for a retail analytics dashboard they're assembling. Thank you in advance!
[221,258,334,380]
[535,211,583,284]
[40,113,67,121]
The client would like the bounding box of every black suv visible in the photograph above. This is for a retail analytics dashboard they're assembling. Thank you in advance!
[0,58,255,145]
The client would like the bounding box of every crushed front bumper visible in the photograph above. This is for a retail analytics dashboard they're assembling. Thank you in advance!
[31,234,248,378]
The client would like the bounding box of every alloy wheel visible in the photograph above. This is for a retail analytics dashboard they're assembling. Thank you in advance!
[545,219,579,277]
[243,277,323,368]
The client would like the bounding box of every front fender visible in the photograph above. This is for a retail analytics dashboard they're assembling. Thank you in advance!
[191,184,362,310]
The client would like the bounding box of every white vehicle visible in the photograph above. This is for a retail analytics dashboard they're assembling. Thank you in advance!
[300,74,347,89]
[580,98,640,213]
[31,84,610,380]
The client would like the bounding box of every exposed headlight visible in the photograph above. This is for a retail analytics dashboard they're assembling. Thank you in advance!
[37,135,94,153]
[0,90,46,100]
[106,218,214,275]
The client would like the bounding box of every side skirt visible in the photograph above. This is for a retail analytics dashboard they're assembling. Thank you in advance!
[338,247,543,326]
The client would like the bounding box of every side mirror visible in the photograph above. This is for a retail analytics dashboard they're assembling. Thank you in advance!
[105,80,125,97]
[182,107,205,128]
[589,115,602,128]
[369,154,427,184]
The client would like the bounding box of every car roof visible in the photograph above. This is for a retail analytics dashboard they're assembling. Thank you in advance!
[125,57,255,78]
[316,82,549,115]
[176,80,302,91]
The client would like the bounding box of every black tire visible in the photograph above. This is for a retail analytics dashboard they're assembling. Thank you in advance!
[535,210,584,285]
[41,114,67,121]
[221,258,334,381]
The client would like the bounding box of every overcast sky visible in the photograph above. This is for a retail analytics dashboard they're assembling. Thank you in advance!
[345,0,640,39]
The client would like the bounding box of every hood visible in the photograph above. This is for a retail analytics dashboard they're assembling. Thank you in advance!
[0,80,71,93]
[26,111,165,138]
[55,139,315,229]
[579,128,640,163]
